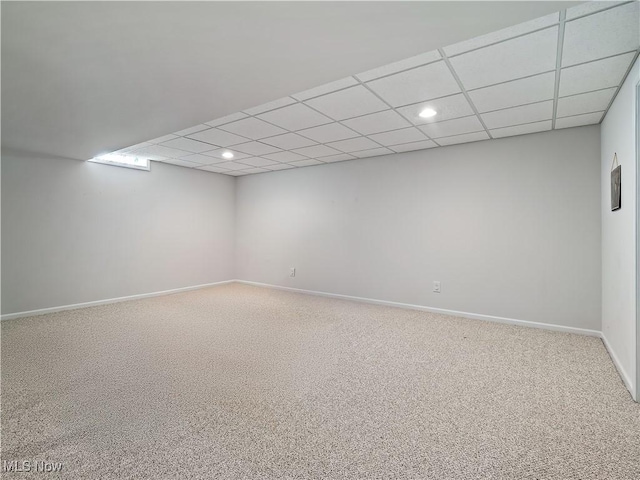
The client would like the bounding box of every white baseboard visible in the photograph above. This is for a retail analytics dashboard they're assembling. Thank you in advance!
[1,280,235,321]
[3,278,604,338]
[601,333,636,400]
[3,278,604,339]
[6,278,631,399]
[235,280,602,337]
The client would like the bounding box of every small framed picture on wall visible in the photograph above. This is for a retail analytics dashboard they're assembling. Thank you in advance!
[611,163,621,211]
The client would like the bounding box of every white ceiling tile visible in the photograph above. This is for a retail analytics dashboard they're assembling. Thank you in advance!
[187,128,248,147]
[179,153,222,165]
[489,120,552,138]
[225,170,250,176]
[562,2,639,67]
[389,140,438,153]
[480,100,553,129]
[218,117,287,140]
[320,153,356,163]
[304,86,389,120]
[292,144,342,158]
[292,76,358,101]
[435,131,490,146]
[196,164,230,173]
[148,134,179,144]
[264,163,296,171]
[257,103,332,131]
[160,158,200,168]
[238,168,270,175]
[205,112,248,127]
[558,52,635,96]
[232,141,282,156]
[261,133,318,150]
[468,72,556,113]
[419,115,484,138]
[557,87,617,117]
[262,151,308,163]
[366,61,460,107]
[238,157,279,167]
[133,144,192,159]
[450,27,558,90]
[341,110,411,135]
[326,137,380,153]
[243,97,296,115]
[444,13,559,56]
[202,148,251,161]
[555,111,604,129]
[396,94,474,125]
[213,161,251,171]
[289,159,324,167]
[297,123,359,143]
[368,127,427,146]
[356,50,441,82]
[160,137,214,153]
[173,124,210,136]
[566,1,629,20]
[351,147,395,157]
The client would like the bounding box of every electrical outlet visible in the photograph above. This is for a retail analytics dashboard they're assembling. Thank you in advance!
[433,281,441,293]
[289,267,296,278]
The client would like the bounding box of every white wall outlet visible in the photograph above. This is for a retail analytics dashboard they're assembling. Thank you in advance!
[289,267,296,278]
[433,281,441,293]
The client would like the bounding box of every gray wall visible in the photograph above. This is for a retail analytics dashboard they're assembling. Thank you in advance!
[236,126,602,331]
[600,56,638,399]
[1,152,236,314]
[2,126,603,332]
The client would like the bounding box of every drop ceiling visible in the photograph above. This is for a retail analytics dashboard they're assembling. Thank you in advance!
[107,1,639,176]
[1,1,580,160]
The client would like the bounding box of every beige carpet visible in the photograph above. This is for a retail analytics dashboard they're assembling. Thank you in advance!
[2,283,639,479]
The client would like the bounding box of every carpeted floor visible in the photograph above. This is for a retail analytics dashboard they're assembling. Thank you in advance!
[2,283,639,479]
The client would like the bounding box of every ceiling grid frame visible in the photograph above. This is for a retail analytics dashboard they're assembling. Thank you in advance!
[436,48,494,142]
[598,49,640,122]
[552,10,566,130]
[445,24,561,60]
[110,1,639,176]
[349,74,436,146]
[296,93,391,151]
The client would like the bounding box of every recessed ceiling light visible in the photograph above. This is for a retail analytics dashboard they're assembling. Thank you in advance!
[222,151,234,159]
[418,108,437,118]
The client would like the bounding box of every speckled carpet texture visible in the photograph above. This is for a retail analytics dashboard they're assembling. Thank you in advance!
[2,283,639,479]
